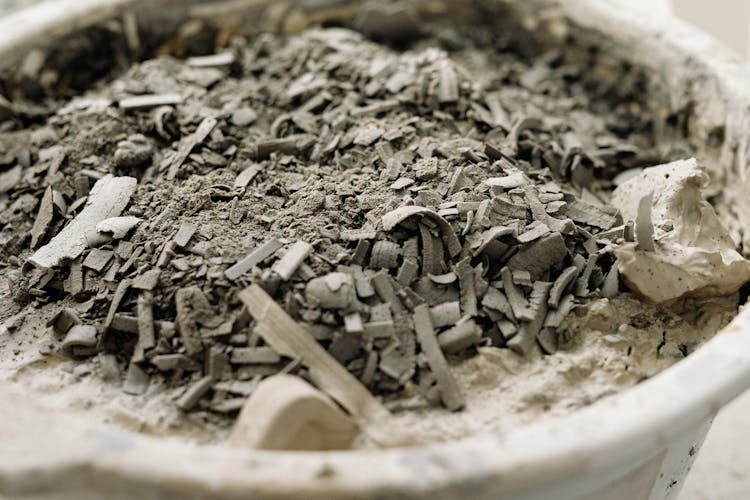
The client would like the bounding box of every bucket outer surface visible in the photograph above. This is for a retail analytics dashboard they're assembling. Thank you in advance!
[2,1,750,499]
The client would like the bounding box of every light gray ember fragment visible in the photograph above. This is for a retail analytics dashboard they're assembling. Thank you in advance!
[305,272,359,311]
[370,240,401,269]
[99,353,121,383]
[369,303,393,323]
[485,173,526,190]
[152,354,200,372]
[272,241,313,281]
[344,313,364,333]
[113,134,153,169]
[490,198,528,221]
[507,232,568,280]
[353,124,384,146]
[82,248,113,272]
[482,287,515,321]
[231,107,258,126]
[352,266,376,298]
[473,226,513,257]
[548,266,579,308]
[437,60,459,103]
[512,270,533,288]
[231,347,281,364]
[601,261,620,298]
[507,281,552,356]
[133,291,156,362]
[122,361,150,395]
[379,350,414,382]
[166,116,217,179]
[30,186,54,249]
[501,267,530,321]
[234,164,260,188]
[30,175,137,269]
[429,301,461,328]
[537,327,558,355]
[544,294,577,328]
[225,239,283,281]
[396,258,419,286]
[429,272,457,285]
[437,318,482,354]
[256,134,313,159]
[61,324,98,357]
[132,269,161,290]
[414,305,464,410]
[524,186,575,234]
[455,257,477,317]
[419,223,443,276]
[574,254,598,296]
[175,376,214,410]
[635,192,656,252]
[381,206,461,258]
[564,200,619,230]
[174,223,197,248]
[48,308,81,337]
[624,221,635,242]
[119,93,181,109]
[363,321,395,339]
[361,351,378,386]
[517,222,550,243]
[370,271,404,314]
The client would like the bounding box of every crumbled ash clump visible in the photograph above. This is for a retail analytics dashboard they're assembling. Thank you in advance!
[1,22,681,428]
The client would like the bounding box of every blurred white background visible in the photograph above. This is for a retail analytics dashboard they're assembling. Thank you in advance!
[673,0,750,58]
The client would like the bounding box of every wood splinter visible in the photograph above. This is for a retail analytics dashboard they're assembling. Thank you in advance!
[238,284,415,447]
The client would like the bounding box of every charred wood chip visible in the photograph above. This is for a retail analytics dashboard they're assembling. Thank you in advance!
[225,239,283,281]
[175,375,214,410]
[574,254,598,297]
[482,286,515,321]
[601,261,620,298]
[501,267,529,321]
[132,269,161,291]
[381,206,461,258]
[305,272,359,311]
[30,175,136,269]
[544,294,577,329]
[119,93,182,110]
[437,318,482,354]
[30,186,55,249]
[455,257,477,317]
[563,200,619,230]
[369,240,401,270]
[537,327,558,355]
[256,134,314,160]
[174,223,197,248]
[507,232,568,280]
[122,361,150,396]
[272,241,313,281]
[370,270,404,314]
[548,266,579,308]
[152,354,200,372]
[48,308,82,337]
[429,301,461,328]
[396,258,419,286]
[231,347,282,365]
[166,116,217,180]
[82,248,113,273]
[62,324,99,357]
[507,281,552,356]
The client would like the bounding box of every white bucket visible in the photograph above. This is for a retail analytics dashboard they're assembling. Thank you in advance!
[2,1,750,499]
